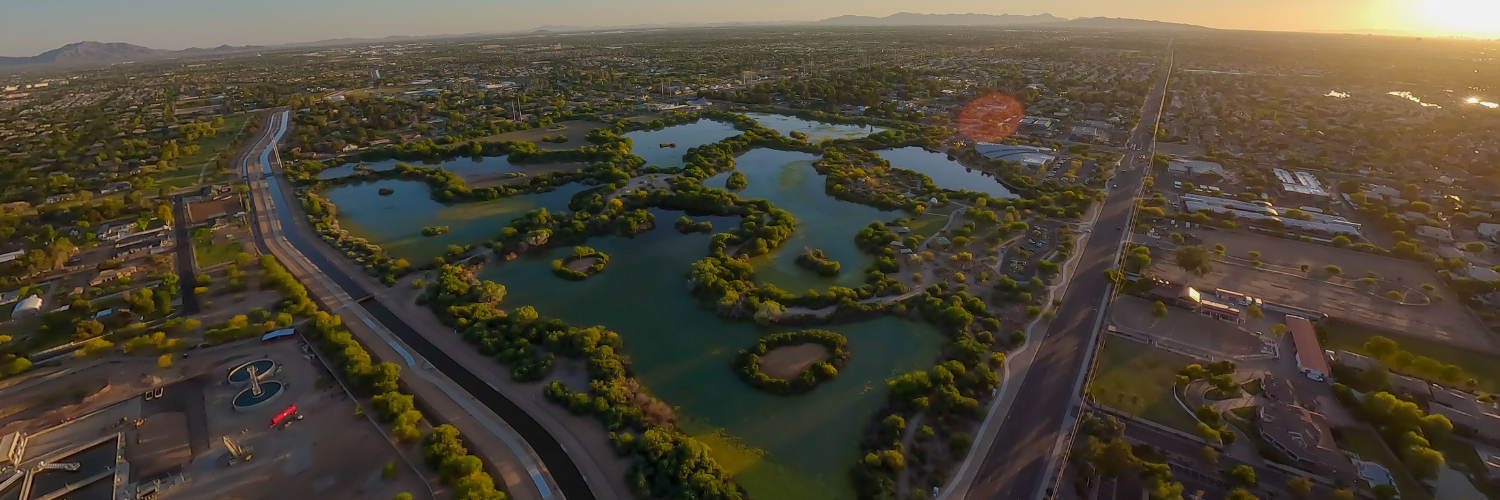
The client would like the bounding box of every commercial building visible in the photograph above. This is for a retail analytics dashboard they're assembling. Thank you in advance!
[973,143,1056,170]
[1180,194,1361,236]
[1274,168,1330,197]
[1167,159,1228,179]
[1287,315,1330,382]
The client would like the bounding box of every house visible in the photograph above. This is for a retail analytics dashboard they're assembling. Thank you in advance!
[90,266,139,286]
[1287,315,1330,382]
[1478,223,1500,242]
[12,295,42,318]
[1257,401,1353,481]
[0,243,25,264]
[186,194,245,227]
[1412,225,1452,242]
[1464,265,1500,282]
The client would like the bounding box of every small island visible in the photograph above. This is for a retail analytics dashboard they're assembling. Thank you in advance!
[795,248,841,276]
[732,330,850,395]
[725,170,748,191]
[378,187,395,196]
[422,226,451,237]
[552,246,609,280]
[674,216,713,234]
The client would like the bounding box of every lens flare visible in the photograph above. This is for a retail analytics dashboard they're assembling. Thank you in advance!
[958,94,1025,143]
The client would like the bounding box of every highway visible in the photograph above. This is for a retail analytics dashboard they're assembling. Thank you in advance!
[962,47,1174,500]
[237,110,595,500]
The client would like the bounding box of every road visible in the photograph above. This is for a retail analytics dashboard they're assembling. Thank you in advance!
[961,47,1174,500]
[238,110,596,500]
[170,194,200,315]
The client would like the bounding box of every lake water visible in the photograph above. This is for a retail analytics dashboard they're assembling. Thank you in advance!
[323,179,587,263]
[623,120,744,168]
[877,146,1017,198]
[744,112,890,142]
[478,207,943,500]
[318,156,535,180]
[703,149,899,293]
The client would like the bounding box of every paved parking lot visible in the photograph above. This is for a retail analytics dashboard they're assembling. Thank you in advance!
[1110,295,1270,359]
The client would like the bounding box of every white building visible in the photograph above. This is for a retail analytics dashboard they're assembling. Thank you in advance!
[1180,194,1361,236]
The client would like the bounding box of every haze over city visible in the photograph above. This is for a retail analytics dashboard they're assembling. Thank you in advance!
[2,0,1499,55]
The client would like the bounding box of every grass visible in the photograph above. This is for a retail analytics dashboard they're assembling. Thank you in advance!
[193,234,244,268]
[679,421,847,500]
[1437,439,1500,500]
[1087,337,1200,434]
[904,214,949,241]
[179,114,251,166]
[1336,427,1430,500]
[477,120,605,150]
[1320,318,1500,393]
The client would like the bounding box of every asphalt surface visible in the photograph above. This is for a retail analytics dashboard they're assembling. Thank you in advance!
[171,194,201,315]
[963,49,1174,500]
[239,111,595,500]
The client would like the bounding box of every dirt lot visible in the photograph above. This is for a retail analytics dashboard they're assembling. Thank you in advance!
[479,120,606,151]
[1109,295,1271,359]
[1148,230,1497,354]
[758,344,830,379]
[564,256,600,273]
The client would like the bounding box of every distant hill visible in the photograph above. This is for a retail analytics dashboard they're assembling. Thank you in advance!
[0,41,262,67]
[815,12,1066,26]
[1051,17,1211,31]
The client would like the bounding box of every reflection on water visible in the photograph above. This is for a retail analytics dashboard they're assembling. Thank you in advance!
[877,146,1017,199]
[744,113,889,142]
[325,179,587,263]
[480,206,943,500]
[622,120,743,168]
[1388,91,1443,108]
[1465,97,1499,109]
[703,149,898,292]
[317,156,533,180]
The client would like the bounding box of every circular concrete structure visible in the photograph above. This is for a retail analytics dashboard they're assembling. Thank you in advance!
[227,359,276,387]
[232,381,285,412]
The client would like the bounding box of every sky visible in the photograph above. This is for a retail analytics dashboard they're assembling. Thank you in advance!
[1,0,1497,56]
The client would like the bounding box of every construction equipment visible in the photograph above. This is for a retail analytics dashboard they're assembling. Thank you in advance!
[34,461,80,472]
[223,436,252,465]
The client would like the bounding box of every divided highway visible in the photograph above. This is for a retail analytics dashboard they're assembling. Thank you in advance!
[962,49,1174,500]
[239,110,594,500]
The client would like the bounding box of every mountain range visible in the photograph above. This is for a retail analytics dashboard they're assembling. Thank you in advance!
[0,41,263,67]
[2,13,1211,68]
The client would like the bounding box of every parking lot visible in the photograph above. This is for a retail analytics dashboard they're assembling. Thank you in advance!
[1110,295,1271,360]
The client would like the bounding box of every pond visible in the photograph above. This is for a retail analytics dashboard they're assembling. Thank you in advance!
[744,112,890,142]
[703,149,900,293]
[317,156,537,180]
[623,119,745,169]
[877,146,1017,198]
[478,207,944,500]
[322,179,588,264]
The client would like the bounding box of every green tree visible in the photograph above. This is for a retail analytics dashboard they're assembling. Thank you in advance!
[1286,476,1313,499]
[1152,301,1168,321]
[1225,464,1256,486]
[1173,245,1214,277]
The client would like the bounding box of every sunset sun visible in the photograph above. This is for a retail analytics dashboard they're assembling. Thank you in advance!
[1417,0,1500,36]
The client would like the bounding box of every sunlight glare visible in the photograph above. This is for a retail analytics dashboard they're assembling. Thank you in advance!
[1418,0,1500,36]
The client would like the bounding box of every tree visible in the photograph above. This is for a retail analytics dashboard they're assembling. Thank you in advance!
[1331,489,1355,500]
[1402,443,1444,479]
[1225,464,1256,486]
[1152,301,1168,321]
[1199,445,1219,466]
[157,354,173,369]
[1173,245,1214,277]
[1269,324,1288,338]
[1286,476,1313,499]
[1323,264,1342,276]
[1225,489,1261,500]
[1246,304,1264,320]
